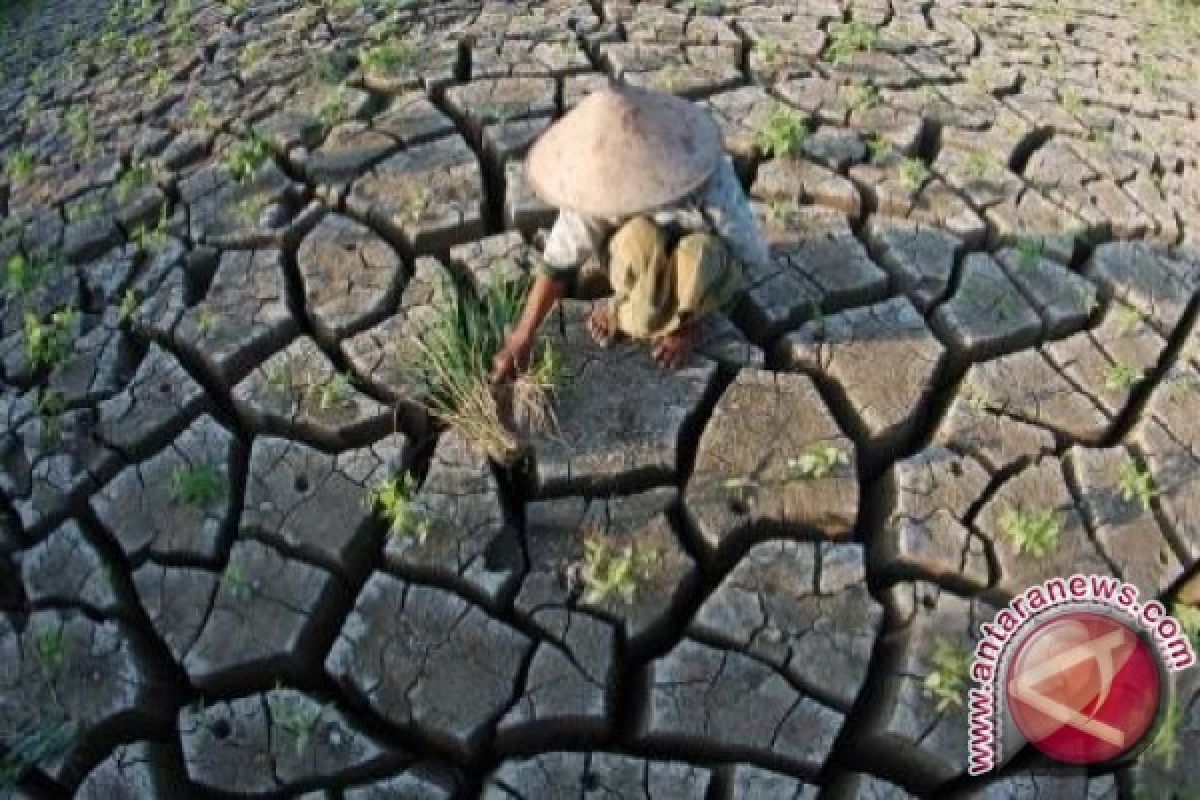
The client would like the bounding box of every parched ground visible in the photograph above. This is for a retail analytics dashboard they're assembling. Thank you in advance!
[2,0,1200,797]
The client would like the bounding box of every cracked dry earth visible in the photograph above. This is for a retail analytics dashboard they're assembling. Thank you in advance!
[2,0,1200,797]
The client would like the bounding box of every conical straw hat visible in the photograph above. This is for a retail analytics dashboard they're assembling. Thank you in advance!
[526,85,722,216]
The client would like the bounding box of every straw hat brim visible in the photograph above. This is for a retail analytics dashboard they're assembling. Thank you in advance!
[526,86,722,217]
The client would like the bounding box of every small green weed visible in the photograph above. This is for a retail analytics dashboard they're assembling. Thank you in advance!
[267,690,323,756]
[318,90,350,131]
[865,134,892,164]
[786,443,849,480]
[1104,361,1143,392]
[848,83,881,111]
[754,39,781,64]
[149,67,172,97]
[222,135,272,183]
[404,276,554,461]
[366,472,430,542]
[194,303,219,336]
[312,373,352,411]
[825,20,879,65]
[114,162,153,204]
[171,463,227,507]
[1016,237,1044,270]
[361,41,420,72]
[579,535,659,606]
[0,713,75,787]
[923,637,971,713]
[119,289,141,323]
[1146,695,1183,769]
[966,149,1002,178]
[898,157,929,190]
[187,97,213,126]
[5,147,36,183]
[1175,602,1200,651]
[5,250,58,297]
[1113,304,1143,334]
[1118,458,1158,512]
[998,505,1061,558]
[33,625,68,676]
[23,308,78,371]
[755,106,808,159]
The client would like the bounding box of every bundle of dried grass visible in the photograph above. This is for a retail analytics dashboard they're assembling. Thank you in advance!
[404,273,560,463]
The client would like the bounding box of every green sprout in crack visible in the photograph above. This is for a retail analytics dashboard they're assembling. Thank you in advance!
[1118,458,1158,512]
[579,535,659,606]
[898,157,929,190]
[222,562,251,602]
[1059,87,1085,117]
[187,97,213,126]
[361,40,420,72]
[0,712,75,787]
[312,373,352,411]
[754,39,782,64]
[23,308,78,371]
[1104,361,1143,392]
[64,105,91,149]
[71,195,107,223]
[131,206,172,256]
[33,625,68,677]
[922,637,971,713]
[1175,602,1200,651]
[786,443,849,480]
[766,197,800,225]
[128,32,152,59]
[149,67,172,98]
[194,303,220,336]
[865,134,892,164]
[1113,303,1143,335]
[34,389,67,447]
[6,250,59,297]
[755,106,808,159]
[1074,284,1100,316]
[825,19,879,65]
[114,162,153,204]
[235,194,268,225]
[847,83,881,112]
[267,691,324,757]
[118,289,141,323]
[223,135,272,184]
[239,40,266,71]
[998,505,1061,558]
[5,147,36,183]
[965,386,991,415]
[171,463,227,507]
[401,184,433,225]
[1016,236,1044,270]
[1146,695,1183,770]
[366,472,430,542]
[966,148,1002,178]
[318,90,351,131]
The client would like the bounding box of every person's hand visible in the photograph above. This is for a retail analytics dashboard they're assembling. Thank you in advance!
[490,331,533,384]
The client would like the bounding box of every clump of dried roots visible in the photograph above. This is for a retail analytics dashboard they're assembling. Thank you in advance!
[404,274,559,463]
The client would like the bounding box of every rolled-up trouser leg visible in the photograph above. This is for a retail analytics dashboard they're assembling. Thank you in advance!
[662,232,742,335]
[608,216,673,339]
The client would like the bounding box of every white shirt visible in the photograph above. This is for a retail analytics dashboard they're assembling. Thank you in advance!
[541,157,771,277]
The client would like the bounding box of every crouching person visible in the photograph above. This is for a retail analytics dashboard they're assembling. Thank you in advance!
[490,84,770,383]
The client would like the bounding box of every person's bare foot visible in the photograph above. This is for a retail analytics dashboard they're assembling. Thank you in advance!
[652,324,700,369]
[587,301,618,348]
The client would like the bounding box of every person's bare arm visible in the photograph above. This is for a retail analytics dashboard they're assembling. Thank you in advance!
[490,273,566,383]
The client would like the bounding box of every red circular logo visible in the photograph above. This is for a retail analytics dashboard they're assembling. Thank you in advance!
[1005,610,1162,765]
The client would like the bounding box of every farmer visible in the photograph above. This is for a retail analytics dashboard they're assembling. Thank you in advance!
[490,84,770,383]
